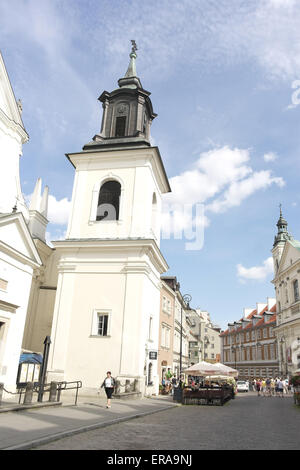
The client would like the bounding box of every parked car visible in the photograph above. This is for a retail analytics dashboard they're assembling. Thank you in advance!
[236,380,249,392]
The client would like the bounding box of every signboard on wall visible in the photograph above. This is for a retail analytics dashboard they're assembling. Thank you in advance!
[149,351,157,360]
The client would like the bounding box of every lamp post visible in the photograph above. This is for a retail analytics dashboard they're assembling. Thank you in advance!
[231,346,237,370]
[179,294,192,386]
[279,336,285,377]
[38,336,51,403]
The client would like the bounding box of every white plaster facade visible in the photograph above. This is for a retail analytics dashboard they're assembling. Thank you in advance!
[0,52,48,394]
[46,146,170,396]
[0,214,42,392]
[272,238,300,376]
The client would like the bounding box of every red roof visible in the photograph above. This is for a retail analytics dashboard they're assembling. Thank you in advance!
[220,303,277,335]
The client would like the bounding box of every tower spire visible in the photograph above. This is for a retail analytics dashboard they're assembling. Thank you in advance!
[273,204,292,247]
[118,40,142,90]
[124,40,138,78]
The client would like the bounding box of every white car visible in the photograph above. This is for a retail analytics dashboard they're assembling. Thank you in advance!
[236,380,249,392]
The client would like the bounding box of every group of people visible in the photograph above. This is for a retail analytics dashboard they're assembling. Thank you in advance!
[253,377,291,397]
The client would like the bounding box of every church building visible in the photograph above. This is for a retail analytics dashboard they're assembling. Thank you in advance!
[0,52,50,392]
[24,43,171,396]
[272,208,300,376]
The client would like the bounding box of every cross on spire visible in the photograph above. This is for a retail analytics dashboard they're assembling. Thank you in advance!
[131,40,137,54]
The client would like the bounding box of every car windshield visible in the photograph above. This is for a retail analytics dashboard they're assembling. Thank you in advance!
[237,381,246,385]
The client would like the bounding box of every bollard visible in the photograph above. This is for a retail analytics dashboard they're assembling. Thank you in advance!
[49,381,58,402]
[115,380,121,395]
[125,379,131,393]
[23,382,34,405]
[0,383,4,405]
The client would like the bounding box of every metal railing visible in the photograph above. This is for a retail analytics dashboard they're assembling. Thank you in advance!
[0,380,82,407]
[56,381,82,405]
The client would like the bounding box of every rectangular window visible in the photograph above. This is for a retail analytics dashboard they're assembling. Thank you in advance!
[91,310,111,337]
[270,344,275,360]
[294,280,299,302]
[263,328,267,338]
[115,116,126,137]
[269,327,273,337]
[257,329,261,340]
[264,344,269,360]
[97,313,109,336]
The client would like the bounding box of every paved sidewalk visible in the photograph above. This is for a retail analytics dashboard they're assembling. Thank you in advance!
[0,394,176,450]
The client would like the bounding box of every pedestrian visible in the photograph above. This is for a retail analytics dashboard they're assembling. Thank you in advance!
[266,378,272,397]
[271,378,276,396]
[171,376,177,395]
[100,371,115,408]
[256,379,261,396]
[283,379,288,395]
[261,378,267,397]
[275,377,280,396]
[277,378,284,398]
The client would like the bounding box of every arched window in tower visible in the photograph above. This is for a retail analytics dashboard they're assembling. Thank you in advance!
[96,180,121,221]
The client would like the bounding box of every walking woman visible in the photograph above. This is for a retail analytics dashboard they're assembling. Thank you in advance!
[256,378,262,396]
[100,371,115,408]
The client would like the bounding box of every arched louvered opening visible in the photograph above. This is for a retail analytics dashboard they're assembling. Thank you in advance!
[96,180,121,221]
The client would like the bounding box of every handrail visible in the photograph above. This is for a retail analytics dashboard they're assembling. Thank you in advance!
[56,381,82,405]
[0,380,82,406]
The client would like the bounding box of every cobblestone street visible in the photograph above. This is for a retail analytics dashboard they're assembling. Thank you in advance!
[35,393,300,450]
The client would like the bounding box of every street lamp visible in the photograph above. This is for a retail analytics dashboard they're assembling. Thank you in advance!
[179,294,192,386]
[231,346,237,370]
[279,336,286,377]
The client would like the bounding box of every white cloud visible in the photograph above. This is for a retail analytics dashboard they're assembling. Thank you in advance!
[207,170,284,214]
[162,146,284,234]
[263,152,278,162]
[47,194,71,226]
[237,257,274,282]
[267,0,296,8]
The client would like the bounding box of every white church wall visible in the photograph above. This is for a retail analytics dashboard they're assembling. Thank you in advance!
[0,250,33,392]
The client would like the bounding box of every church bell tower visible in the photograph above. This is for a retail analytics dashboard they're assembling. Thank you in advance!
[84,40,156,150]
[65,41,170,243]
[47,43,170,396]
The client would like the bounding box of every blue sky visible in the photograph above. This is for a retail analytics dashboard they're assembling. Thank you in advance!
[1,0,300,329]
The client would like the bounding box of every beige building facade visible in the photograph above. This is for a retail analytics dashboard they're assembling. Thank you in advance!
[272,209,300,376]
[158,278,176,382]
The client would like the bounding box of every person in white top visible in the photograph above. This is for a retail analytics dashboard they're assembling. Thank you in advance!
[100,371,115,408]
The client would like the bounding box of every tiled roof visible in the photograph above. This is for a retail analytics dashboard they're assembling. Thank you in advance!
[220,303,277,335]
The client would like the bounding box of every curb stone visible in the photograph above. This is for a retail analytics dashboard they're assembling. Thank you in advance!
[3,403,178,450]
